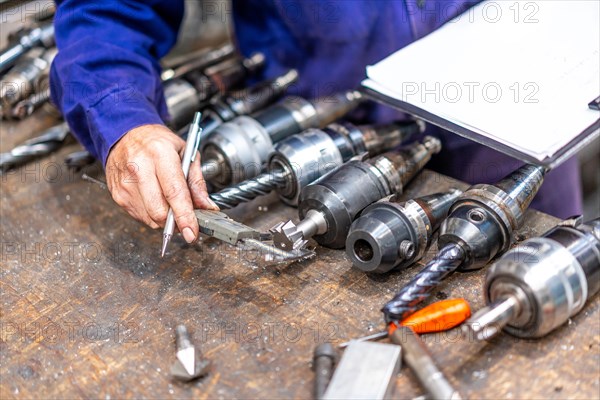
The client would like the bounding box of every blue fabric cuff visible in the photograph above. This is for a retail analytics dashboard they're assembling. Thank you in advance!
[86,87,165,166]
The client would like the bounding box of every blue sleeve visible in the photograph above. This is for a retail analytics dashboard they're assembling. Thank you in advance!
[49,0,184,165]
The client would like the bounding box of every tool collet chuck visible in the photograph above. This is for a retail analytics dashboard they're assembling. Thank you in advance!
[271,136,442,250]
[209,120,422,209]
[200,90,364,187]
[346,189,463,274]
[465,217,600,339]
[382,164,547,322]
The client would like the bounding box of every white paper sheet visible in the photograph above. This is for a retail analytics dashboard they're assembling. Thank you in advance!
[363,0,600,161]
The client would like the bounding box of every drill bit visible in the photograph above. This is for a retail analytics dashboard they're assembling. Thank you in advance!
[64,150,97,171]
[382,243,466,322]
[170,325,210,381]
[209,121,423,209]
[1,47,56,108]
[210,170,288,209]
[81,173,108,190]
[0,122,71,173]
[381,164,546,323]
[161,44,235,81]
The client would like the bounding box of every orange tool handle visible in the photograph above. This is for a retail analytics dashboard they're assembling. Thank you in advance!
[388,298,471,335]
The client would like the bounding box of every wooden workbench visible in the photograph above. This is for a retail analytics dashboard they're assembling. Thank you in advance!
[1,113,599,399]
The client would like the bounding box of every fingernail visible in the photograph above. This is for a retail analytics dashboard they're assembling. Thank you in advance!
[182,227,196,243]
[207,197,220,210]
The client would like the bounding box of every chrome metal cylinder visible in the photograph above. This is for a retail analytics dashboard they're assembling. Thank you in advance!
[164,79,201,131]
[298,137,441,249]
[201,116,273,187]
[269,128,344,206]
[483,218,600,338]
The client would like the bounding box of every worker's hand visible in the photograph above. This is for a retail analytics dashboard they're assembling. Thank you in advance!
[105,124,219,242]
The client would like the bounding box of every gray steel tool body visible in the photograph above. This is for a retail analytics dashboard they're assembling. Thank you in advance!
[322,341,401,400]
[312,343,337,400]
[0,47,56,111]
[209,120,422,209]
[382,164,546,322]
[347,189,463,274]
[163,53,266,131]
[200,90,364,188]
[465,217,600,339]
[271,136,442,250]
[0,22,55,74]
[11,87,52,119]
[177,69,298,137]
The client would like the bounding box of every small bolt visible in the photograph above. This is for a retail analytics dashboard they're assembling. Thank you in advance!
[399,240,416,259]
[467,208,486,223]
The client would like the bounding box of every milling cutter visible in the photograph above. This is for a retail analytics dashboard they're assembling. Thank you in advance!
[382,164,546,322]
[464,216,600,339]
[200,90,364,188]
[209,119,424,209]
[270,136,442,250]
[346,189,463,274]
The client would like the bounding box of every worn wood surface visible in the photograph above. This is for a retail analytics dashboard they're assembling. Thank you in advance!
[1,114,599,399]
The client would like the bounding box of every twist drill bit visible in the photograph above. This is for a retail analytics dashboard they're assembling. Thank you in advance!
[464,216,600,340]
[0,122,71,173]
[64,150,96,171]
[383,244,466,322]
[210,170,288,209]
[382,164,546,322]
[209,120,422,209]
[271,136,442,250]
[346,189,463,274]
[200,90,365,188]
